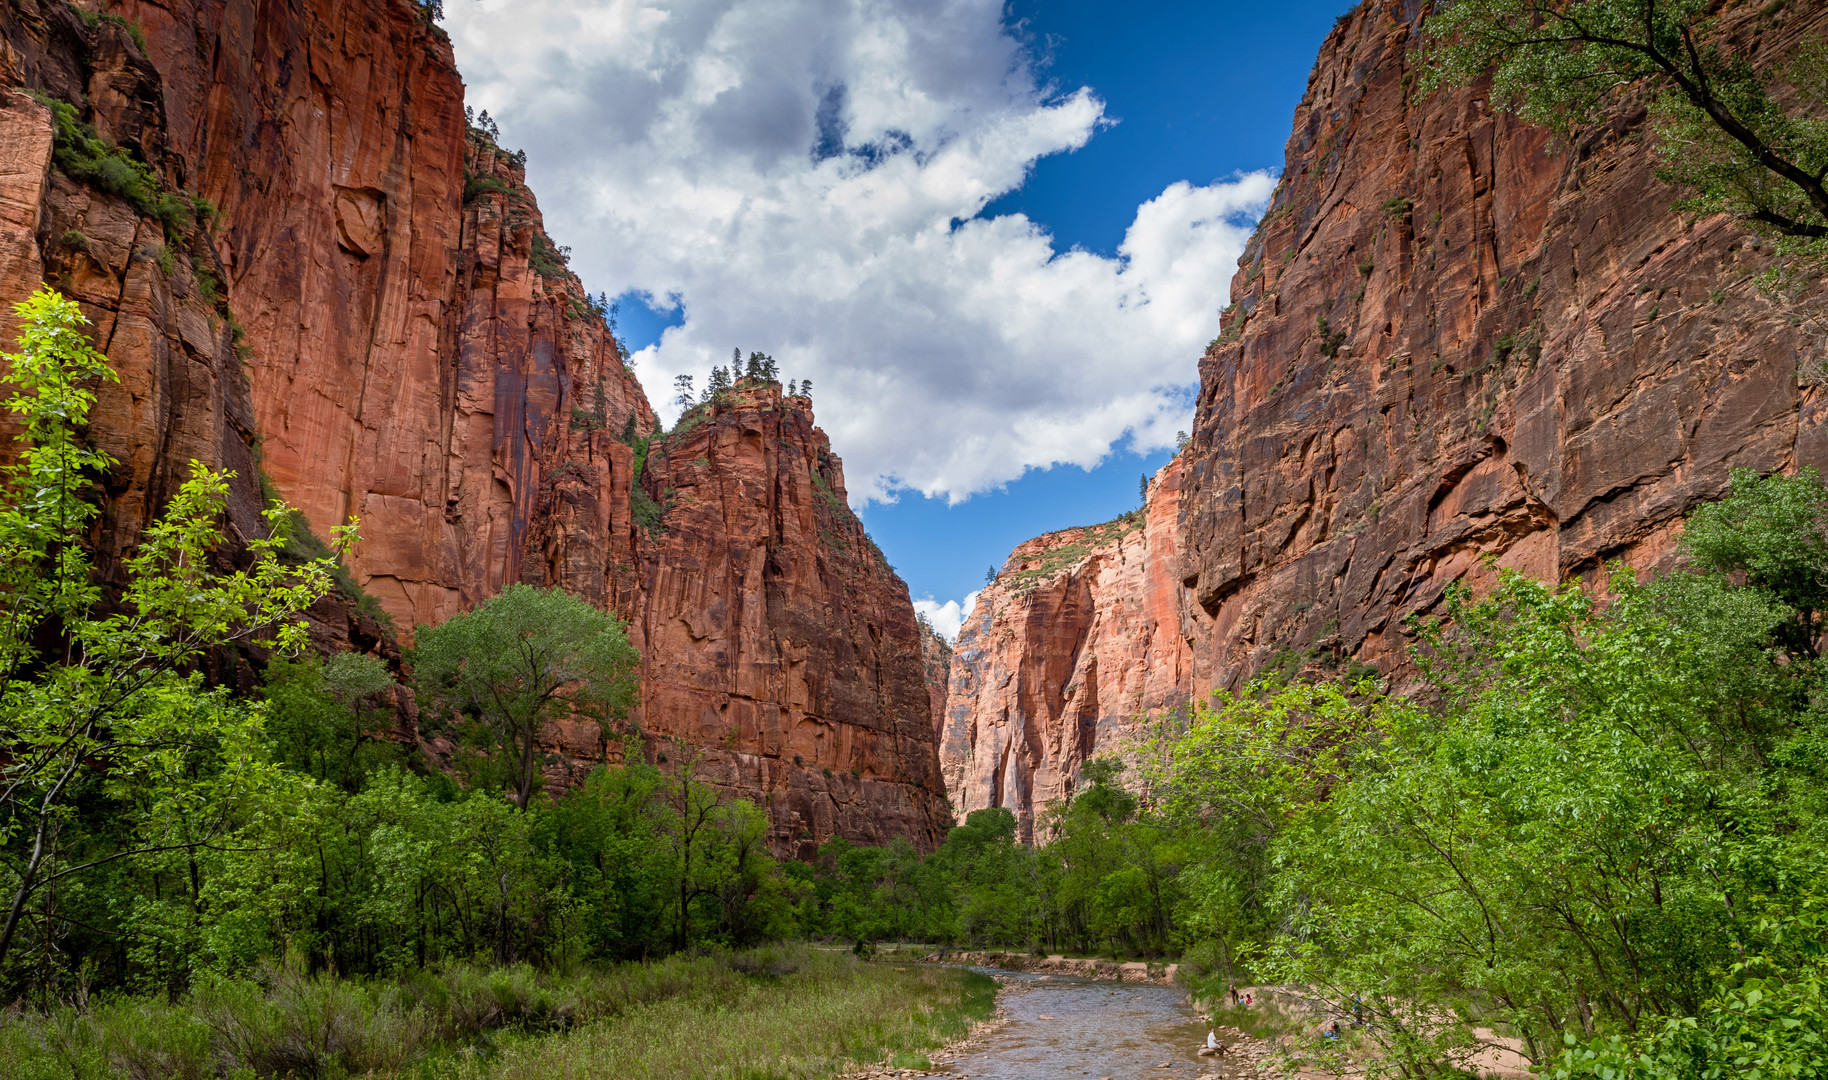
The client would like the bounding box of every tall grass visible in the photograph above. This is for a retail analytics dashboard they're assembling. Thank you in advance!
[0,945,992,1080]
[438,951,992,1080]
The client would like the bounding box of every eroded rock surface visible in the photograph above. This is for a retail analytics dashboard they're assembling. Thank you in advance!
[941,0,1827,828]
[1179,0,1828,688]
[941,460,1206,838]
[611,387,951,855]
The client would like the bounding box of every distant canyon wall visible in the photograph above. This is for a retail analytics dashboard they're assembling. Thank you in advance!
[940,459,1207,840]
[1178,0,1828,688]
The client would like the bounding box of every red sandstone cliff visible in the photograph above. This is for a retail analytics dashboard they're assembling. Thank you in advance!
[917,618,951,738]
[940,459,1205,839]
[0,0,949,852]
[939,0,1828,831]
[1179,0,1828,688]
[625,386,951,855]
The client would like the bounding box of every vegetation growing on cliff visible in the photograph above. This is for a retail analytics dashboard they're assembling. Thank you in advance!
[1424,0,1828,255]
[1001,512,1145,589]
[30,91,193,237]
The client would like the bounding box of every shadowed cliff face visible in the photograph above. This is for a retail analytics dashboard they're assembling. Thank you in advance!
[1178,0,1828,690]
[0,0,949,853]
[940,460,1205,840]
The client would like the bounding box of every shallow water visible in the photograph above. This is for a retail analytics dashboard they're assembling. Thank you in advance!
[941,969,1241,1080]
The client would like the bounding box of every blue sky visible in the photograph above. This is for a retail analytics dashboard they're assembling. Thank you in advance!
[450,0,1346,634]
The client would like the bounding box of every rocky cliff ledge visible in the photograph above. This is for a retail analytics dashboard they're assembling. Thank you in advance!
[939,460,1205,839]
[1178,0,1828,688]
[0,0,949,852]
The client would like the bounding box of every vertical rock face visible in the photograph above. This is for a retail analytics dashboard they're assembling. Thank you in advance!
[608,386,951,855]
[1177,0,1828,688]
[939,0,1825,828]
[0,2,380,667]
[917,619,951,738]
[109,0,655,630]
[0,0,949,852]
[940,460,1206,839]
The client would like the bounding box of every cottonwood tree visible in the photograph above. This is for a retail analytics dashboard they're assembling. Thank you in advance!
[0,287,345,973]
[413,584,639,810]
[1424,0,1828,254]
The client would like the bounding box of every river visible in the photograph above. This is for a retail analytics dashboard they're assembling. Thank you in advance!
[939,970,1252,1080]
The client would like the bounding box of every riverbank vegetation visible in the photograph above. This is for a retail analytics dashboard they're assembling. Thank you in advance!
[0,291,996,1080]
[805,467,1828,1077]
[7,278,1823,1080]
[0,944,994,1079]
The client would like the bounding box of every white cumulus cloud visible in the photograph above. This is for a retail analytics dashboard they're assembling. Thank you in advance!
[914,590,978,642]
[444,0,1272,503]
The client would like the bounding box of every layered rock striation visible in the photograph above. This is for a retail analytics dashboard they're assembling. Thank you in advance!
[0,0,948,852]
[1178,0,1828,688]
[940,460,1206,839]
[108,0,656,630]
[573,385,951,855]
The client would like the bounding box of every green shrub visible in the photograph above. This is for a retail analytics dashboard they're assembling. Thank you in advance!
[632,484,668,537]
[31,92,191,236]
[464,173,511,203]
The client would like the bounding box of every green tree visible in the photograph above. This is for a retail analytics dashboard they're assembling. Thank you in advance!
[0,287,345,977]
[413,583,639,810]
[1681,465,1828,656]
[1424,0,1828,253]
[262,652,400,792]
[540,757,672,961]
[1264,565,1819,1072]
[654,749,782,950]
[927,808,1034,947]
[1144,680,1367,978]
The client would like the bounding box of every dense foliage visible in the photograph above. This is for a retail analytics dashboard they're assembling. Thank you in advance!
[790,760,1189,957]
[792,469,1828,1076]
[0,292,786,1005]
[1152,469,1828,1076]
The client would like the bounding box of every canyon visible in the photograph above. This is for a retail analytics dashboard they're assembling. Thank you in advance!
[939,0,1827,829]
[0,0,947,854]
[3,0,1823,847]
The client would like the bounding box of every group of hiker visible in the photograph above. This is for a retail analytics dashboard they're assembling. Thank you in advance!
[1198,985,1348,1057]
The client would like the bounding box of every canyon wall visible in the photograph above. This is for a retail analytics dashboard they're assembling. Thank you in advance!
[1179,0,1827,689]
[940,0,1826,830]
[541,384,952,856]
[940,459,1206,839]
[0,0,949,852]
